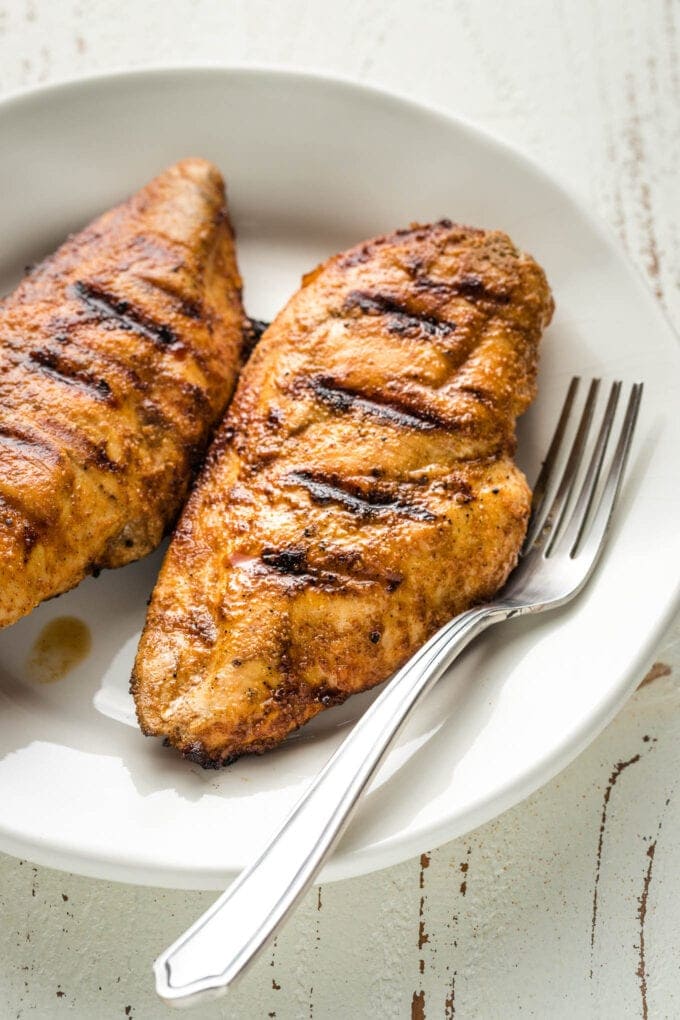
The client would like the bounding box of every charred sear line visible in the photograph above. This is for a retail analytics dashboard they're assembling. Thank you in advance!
[73,280,183,350]
[261,546,308,575]
[289,470,437,522]
[456,384,496,409]
[255,547,401,596]
[26,415,120,473]
[27,347,113,402]
[139,275,204,320]
[257,562,331,587]
[413,273,511,305]
[308,376,443,432]
[0,423,62,462]
[343,289,456,338]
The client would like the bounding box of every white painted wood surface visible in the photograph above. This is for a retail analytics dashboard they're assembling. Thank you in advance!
[0,1,678,1016]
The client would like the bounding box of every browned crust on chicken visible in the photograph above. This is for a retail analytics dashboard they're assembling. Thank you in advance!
[0,158,247,628]
[133,220,554,766]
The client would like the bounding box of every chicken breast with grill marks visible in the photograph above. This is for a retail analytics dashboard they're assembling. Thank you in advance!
[133,220,554,766]
[0,158,246,629]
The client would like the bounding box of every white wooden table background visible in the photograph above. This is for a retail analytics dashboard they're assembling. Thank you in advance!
[0,1,679,1017]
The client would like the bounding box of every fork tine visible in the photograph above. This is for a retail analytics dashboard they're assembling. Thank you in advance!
[551,381,622,556]
[531,378,600,552]
[523,376,580,550]
[574,382,643,563]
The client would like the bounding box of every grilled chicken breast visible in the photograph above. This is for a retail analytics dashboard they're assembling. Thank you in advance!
[133,220,554,766]
[0,158,246,629]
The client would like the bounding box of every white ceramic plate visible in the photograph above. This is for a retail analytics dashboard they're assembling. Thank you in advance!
[0,68,678,890]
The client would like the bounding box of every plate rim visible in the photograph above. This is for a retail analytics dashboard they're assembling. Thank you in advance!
[0,63,679,888]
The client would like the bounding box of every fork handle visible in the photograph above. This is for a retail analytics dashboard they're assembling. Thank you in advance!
[155,604,499,1006]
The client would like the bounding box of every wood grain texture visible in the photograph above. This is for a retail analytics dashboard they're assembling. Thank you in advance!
[0,0,678,1017]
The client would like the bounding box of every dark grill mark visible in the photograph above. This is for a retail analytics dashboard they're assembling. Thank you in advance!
[343,290,456,338]
[36,418,120,473]
[413,273,511,305]
[137,269,205,321]
[261,546,308,575]
[28,334,178,434]
[73,281,183,351]
[456,384,496,409]
[308,377,446,432]
[253,547,403,595]
[289,471,437,522]
[27,348,113,402]
[246,555,352,592]
[146,278,203,320]
[0,423,61,463]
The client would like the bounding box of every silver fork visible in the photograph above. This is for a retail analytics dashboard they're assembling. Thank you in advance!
[155,377,643,1007]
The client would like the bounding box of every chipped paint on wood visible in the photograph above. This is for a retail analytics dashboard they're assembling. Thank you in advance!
[444,976,456,1018]
[636,792,674,1020]
[637,837,657,1020]
[411,989,426,1020]
[590,752,643,976]
[417,851,430,983]
[639,662,672,688]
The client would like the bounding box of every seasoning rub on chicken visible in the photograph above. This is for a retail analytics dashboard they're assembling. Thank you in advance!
[133,220,554,766]
[0,159,246,629]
